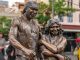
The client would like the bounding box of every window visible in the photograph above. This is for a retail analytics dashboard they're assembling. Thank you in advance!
[67,13,73,23]
[58,14,63,22]
[67,0,73,8]
[70,0,73,7]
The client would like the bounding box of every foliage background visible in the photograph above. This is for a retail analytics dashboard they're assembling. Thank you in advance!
[0,16,11,37]
[37,0,75,25]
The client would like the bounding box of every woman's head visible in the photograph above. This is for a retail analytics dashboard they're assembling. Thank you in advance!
[46,19,63,36]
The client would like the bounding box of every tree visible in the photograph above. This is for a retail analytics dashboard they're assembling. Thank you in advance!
[0,16,11,37]
[49,0,75,15]
[37,2,51,25]
[38,2,48,14]
[37,0,75,25]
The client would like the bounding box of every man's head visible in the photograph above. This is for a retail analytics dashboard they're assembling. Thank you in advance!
[48,19,63,36]
[22,1,38,20]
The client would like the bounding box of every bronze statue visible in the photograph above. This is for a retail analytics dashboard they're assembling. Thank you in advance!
[9,1,40,60]
[39,19,67,60]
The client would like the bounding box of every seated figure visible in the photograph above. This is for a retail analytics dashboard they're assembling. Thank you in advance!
[39,19,67,60]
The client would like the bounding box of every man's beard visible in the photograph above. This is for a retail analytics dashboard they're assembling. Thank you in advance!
[29,13,36,19]
[24,10,36,19]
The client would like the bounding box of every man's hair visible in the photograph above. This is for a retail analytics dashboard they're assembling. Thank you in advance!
[22,1,38,14]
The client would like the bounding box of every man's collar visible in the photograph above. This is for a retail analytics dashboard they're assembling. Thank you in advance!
[20,14,34,23]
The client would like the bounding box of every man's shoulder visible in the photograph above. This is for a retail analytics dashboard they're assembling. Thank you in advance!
[32,19,40,27]
[12,16,22,25]
[32,19,38,23]
[12,16,21,21]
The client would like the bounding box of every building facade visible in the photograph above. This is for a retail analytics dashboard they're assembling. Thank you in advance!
[57,0,80,39]
[0,1,8,13]
[56,0,80,52]
[0,0,20,17]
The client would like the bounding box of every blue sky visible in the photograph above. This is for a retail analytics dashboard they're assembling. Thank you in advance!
[3,0,24,7]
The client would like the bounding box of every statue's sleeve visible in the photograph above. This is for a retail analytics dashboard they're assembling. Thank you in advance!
[41,35,48,50]
[57,37,67,52]
[9,17,19,40]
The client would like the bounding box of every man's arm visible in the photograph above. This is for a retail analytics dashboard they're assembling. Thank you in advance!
[9,19,35,58]
[9,19,25,51]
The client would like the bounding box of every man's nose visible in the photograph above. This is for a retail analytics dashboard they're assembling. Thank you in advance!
[34,11,37,14]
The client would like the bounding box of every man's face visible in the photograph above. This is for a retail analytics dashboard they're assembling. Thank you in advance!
[26,7,38,19]
[50,23,60,35]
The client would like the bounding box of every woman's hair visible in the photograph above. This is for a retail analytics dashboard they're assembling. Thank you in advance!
[45,19,63,35]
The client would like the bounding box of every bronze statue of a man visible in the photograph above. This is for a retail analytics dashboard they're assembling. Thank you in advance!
[39,19,67,60]
[9,1,40,60]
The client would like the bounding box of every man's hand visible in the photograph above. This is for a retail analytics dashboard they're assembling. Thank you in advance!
[37,32,44,45]
[39,40,45,45]
[22,47,36,59]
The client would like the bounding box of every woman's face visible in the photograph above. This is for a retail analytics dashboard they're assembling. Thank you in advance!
[50,23,60,35]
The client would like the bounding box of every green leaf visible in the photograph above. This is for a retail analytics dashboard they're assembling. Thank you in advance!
[0,16,11,36]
